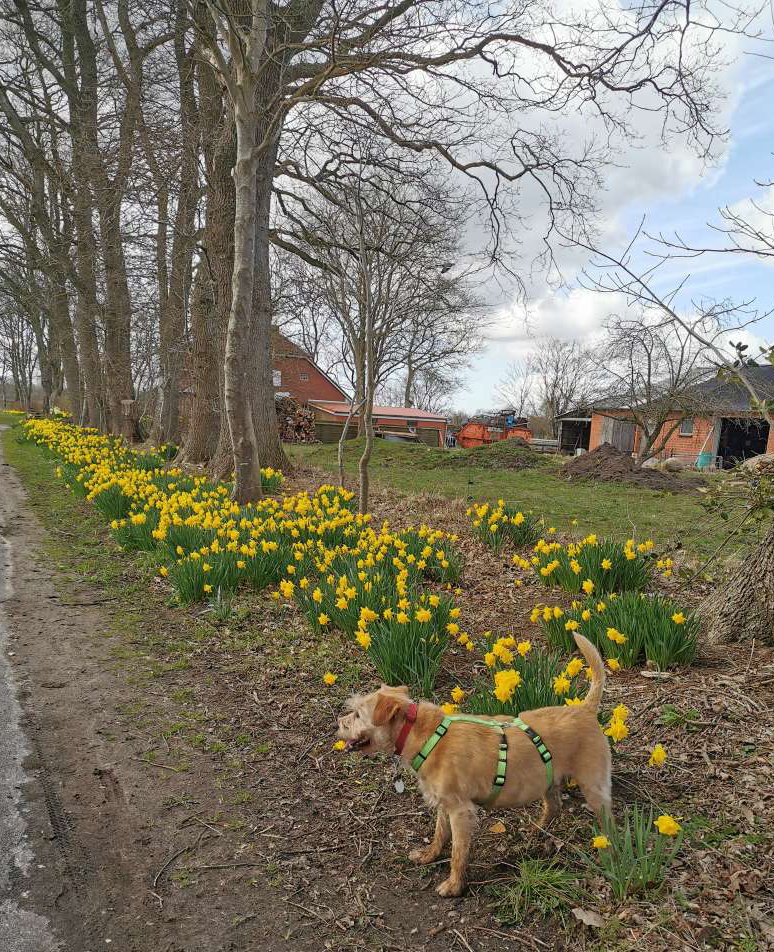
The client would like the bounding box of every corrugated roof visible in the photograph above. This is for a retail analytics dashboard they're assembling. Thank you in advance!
[309,401,447,421]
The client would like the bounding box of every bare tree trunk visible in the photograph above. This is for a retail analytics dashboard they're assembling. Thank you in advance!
[224,104,263,503]
[151,0,198,446]
[68,167,104,425]
[403,358,415,407]
[99,202,135,439]
[47,274,81,415]
[337,397,364,488]
[189,8,235,472]
[354,339,366,435]
[699,521,774,646]
[28,307,52,415]
[356,196,374,515]
[180,260,220,463]
[250,137,289,473]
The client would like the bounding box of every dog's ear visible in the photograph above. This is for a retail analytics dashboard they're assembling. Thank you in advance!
[372,693,404,726]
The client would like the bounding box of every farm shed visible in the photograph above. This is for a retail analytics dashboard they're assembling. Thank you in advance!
[457,410,532,449]
[587,366,774,466]
[308,401,448,447]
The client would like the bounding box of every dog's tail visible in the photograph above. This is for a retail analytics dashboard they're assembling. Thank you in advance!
[573,633,605,712]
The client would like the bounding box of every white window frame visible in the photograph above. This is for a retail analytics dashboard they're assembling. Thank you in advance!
[272,369,282,387]
[679,417,694,437]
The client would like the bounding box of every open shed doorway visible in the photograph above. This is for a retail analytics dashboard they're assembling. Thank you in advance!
[717,418,770,468]
[559,419,591,453]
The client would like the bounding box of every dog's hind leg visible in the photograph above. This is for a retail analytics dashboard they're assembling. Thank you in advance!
[575,769,612,822]
[436,803,476,897]
[538,785,562,828]
[410,806,450,864]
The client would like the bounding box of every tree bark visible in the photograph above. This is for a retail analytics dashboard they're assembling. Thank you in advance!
[151,0,199,446]
[180,260,220,463]
[47,274,81,415]
[357,196,374,515]
[224,104,263,503]
[699,520,774,645]
[186,5,235,471]
[72,0,136,438]
[250,136,289,473]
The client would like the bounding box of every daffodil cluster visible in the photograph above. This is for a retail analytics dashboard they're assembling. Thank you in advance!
[604,703,630,742]
[25,419,470,695]
[463,632,585,716]
[466,499,542,552]
[516,534,654,594]
[531,591,697,670]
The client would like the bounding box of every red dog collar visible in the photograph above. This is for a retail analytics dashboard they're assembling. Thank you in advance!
[394,702,418,756]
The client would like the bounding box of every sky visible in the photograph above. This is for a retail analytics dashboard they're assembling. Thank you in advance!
[455,33,774,414]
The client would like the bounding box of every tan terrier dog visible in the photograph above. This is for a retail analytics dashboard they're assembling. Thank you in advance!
[337,633,611,896]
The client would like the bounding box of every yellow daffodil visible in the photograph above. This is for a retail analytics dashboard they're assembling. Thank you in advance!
[648,743,667,767]
[654,815,681,836]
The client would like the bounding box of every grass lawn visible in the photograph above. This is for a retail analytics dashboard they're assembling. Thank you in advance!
[289,437,753,565]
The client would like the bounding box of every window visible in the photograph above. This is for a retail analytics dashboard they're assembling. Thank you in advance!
[272,370,282,387]
[299,372,309,382]
[679,417,694,437]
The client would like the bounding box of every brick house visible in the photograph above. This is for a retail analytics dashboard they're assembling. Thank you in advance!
[271,329,348,403]
[557,366,774,466]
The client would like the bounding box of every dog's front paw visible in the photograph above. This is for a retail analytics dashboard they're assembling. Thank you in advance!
[436,877,464,897]
[409,847,437,864]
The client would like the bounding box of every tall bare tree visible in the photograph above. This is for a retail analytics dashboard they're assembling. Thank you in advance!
[500,338,596,437]
[594,314,720,462]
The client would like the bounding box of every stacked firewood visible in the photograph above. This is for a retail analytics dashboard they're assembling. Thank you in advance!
[275,396,317,443]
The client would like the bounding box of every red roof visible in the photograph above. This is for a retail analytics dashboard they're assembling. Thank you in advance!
[309,401,447,422]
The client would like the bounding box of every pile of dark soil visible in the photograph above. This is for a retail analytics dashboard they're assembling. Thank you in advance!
[563,442,700,492]
[439,438,546,471]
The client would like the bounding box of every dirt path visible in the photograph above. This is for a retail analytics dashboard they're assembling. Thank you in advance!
[0,439,61,951]
[0,431,188,950]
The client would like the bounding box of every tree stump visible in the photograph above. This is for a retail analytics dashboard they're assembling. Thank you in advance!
[698,520,774,645]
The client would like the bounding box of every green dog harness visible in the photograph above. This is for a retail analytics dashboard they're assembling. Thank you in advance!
[410,714,554,807]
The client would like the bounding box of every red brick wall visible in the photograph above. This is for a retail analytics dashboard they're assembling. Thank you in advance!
[590,410,774,459]
[273,356,347,403]
[650,417,716,459]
